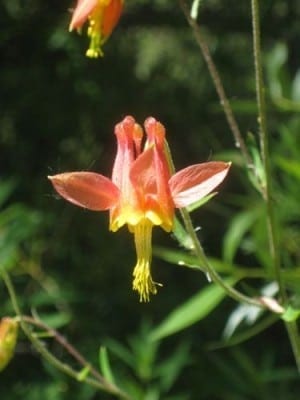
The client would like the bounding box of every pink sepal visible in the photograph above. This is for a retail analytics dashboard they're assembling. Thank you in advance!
[69,0,98,30]
[169,162,231,208]
[48,172,120,210]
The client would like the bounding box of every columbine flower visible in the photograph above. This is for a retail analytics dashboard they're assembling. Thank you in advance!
[69,0,123,58]
[48,116,230,302]
[0,317,18,372]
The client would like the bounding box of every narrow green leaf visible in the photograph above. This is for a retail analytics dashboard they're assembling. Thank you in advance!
[99,346,116,385]
[186,193,216,212]
[223,207,261,264]
[155,342,190,392]
[154,247,234,274]
[150,279,235,341]
[77,366,90,381]
[208,314,278,350]
[154,246,203,271]
[172,217,194,250]
[0,180,16,207]
[291,70,300,102]
[190,0,203,20]
[276,157,300,181]
[281,306,300,322]
[105,339,135,368]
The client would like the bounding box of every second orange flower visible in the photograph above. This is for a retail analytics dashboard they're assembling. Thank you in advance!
[69,0,123,57]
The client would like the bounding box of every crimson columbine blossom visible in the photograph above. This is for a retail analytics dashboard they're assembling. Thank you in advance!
[48,116,230,301]
[69,0,123,58]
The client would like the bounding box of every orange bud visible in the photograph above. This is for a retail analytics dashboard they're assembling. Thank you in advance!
[0,317,18,372]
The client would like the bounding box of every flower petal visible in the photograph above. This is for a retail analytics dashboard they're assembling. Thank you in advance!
[102,0,123,38]
[130,146,174,231]
[48,172,119,210]
[169,162,231,208]
[69,0,98,31]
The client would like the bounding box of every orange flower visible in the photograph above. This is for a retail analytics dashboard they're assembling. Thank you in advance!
[48,116,230,301]
[69,0,123,58]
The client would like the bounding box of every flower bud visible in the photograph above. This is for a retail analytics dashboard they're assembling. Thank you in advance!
[0,317,18,372]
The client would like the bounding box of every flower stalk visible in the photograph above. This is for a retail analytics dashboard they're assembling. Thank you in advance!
[251,0,300,372]
[179,0,252,167]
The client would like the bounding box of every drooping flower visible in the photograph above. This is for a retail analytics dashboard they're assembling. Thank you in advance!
[0,317,19,372]
[69,0,123,58]
[48,116,230,302]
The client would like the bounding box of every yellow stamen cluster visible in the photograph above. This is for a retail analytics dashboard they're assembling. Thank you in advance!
[86,17,103,58]
[132,219,160,302]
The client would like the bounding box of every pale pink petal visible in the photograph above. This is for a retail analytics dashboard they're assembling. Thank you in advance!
[48,172,119,210]
[69,0,98,30]
[169,162,231,208]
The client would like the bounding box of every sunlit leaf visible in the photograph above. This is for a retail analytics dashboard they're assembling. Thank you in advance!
[77,366,90,381]
[281,306,300,322]
[186,192,216,212]
[150,279,236,341]
[223,282,278,338]
[154,247,234,274]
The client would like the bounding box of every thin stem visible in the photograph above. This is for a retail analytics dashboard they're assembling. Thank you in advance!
[21,315,105,384]
[179,0,252,167]
[180,208,264,308]
[250,0,300,372]
[1,270,131,400]
[250,0,284,301]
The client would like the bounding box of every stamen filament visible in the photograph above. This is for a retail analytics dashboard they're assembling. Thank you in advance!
[132,219,158,302]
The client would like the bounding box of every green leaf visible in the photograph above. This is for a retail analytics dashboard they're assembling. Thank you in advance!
[99,347,116,385]
[0,180,16,207]
[246,134,265,191]
[155,342,190,392]
[186,193,216,212]
[150,278,235,341]
[281,305,300,322]
[171,217,194,250]
[77,366,90,381]
[154,247,233,274]
[190,0,203,20]
[36,312,71,329]
[154,246,203,271]
[208,314,279,350]
[276,157,300,181]
[105,339,135,368]
[223,207,261,264]
[291,70,300,102]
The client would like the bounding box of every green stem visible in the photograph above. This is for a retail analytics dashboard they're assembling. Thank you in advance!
[180,208,264,308]
[1,270,131,400]
[250,0,284,300]
[250,0,300,372]
[21,315,105,384]
[179,0,252,167]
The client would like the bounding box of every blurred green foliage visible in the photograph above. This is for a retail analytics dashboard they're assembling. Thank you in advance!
[1,0,300,398]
